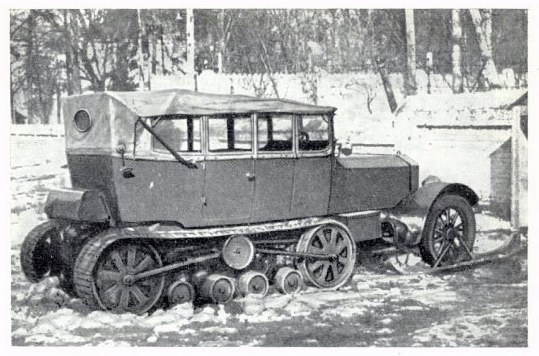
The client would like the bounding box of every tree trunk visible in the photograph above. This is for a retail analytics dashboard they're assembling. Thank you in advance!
[404,9,417,96]
[451,9,464,93]
[160,27,166,75]
[376,58,398,113]
[137,9,145,90]
[26,10,36,124]
[64,10,81,95]
[469,9,500,89]
[151,32,157,75]
[217,9,225,73]
[185,9,195,75]
[11,89,16,124]
[56,84,62,124]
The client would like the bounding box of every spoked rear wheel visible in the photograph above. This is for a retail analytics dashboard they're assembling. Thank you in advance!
[419,194,476,267]
[296,223,356,289]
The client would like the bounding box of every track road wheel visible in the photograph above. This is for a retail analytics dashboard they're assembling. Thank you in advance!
[419,194,476,267]
[167,278,195,306]
[274,267,303,295]
[21,221,61,283]
[297,223,356,289]
[74,239,165,314]
[238,271,269,297]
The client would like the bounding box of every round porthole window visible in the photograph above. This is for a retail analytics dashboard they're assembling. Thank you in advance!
[74,110,92,132]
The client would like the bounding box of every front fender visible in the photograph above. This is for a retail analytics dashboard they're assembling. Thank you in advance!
[392,182,479,215]
[382,181,479,246]
[44,189,111,222]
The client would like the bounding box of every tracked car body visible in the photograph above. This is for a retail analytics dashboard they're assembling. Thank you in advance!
[21,89,480,314]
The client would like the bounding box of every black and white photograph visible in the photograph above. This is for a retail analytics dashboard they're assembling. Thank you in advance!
[5,0,533,349]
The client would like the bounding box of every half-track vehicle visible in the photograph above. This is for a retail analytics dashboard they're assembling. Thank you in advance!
[21,89,481,314]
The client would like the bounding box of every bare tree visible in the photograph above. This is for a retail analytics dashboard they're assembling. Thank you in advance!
[469,9,500,89]
[185,9,195,75]
[404,9,417,95]
[451,10,464,93]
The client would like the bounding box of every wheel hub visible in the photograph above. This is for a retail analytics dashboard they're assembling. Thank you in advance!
[122,274,135,285]
[445,228,457,241]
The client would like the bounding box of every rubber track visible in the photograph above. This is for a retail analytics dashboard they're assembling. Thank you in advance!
[20,221,58,283]
[72,229,129,310]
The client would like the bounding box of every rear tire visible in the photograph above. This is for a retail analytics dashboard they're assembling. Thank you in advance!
[419,194,476,267]
[20,221,61,283]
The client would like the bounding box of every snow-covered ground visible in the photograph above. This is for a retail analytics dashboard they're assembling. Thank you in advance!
[10,135,527,347]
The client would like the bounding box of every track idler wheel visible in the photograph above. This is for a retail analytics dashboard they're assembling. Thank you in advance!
[274,267,303,295]
[238,271,269,297]
[196,273,235,304]
[74,238,165,314]
[167,275,195,306]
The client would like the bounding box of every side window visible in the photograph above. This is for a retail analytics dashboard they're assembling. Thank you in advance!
[298,115,329,152]
[257,114,293,152]
[152,117,201,152]
[208,116,252,152]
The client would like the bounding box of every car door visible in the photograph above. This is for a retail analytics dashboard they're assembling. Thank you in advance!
[291,115,332,218]
[250,114,296,223]
[202,115,255,225]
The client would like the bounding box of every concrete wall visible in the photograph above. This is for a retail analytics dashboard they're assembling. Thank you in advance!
[393,91,526,203]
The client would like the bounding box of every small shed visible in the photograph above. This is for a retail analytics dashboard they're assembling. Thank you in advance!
[489,92,527,230]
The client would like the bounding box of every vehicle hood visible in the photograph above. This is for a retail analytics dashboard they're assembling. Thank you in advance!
[336,154,412,169]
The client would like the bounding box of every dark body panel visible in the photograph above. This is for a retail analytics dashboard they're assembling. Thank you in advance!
[251,157,295,221]
[329,155,414,214]
[69,154,205,227]
[114,157,204,226]
[67,154,119,220]
[202,158,255,224]
[291,156,331,217]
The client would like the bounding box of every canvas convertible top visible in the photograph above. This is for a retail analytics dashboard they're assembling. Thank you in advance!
[69,89,336,117]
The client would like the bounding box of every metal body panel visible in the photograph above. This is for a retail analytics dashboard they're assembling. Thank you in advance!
[291,156,332,217]
[251,157,295,222]
[329,154,413,214]
[390,181,479,216]
[44,188,110,222]
[335,211,381,242]
[67,154,119,219]
[202,158,255,224]
[113,158,205,226]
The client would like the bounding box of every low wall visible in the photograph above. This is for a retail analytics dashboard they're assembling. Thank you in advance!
[10,124,64,137]
[393,91,525,202]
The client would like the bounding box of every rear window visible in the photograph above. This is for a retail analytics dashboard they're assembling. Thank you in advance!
[151,117,201,153]
[208,116,252,153]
